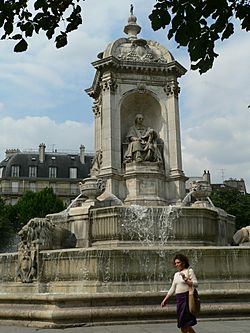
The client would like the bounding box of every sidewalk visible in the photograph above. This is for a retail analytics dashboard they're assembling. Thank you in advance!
[0,319,249,333]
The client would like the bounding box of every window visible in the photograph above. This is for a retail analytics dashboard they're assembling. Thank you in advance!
[70,183,78,194]
[69,167,77,179]
[29,182,36,192]
[29,166,37,178]
[0,167,4,178]
[11,181,19,193]
[49,183,56,193]
[49,167,57,178]
[11,165,20,177]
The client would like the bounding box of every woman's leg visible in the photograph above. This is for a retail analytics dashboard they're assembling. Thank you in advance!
[188,327,196,333]
[181,327,196,333]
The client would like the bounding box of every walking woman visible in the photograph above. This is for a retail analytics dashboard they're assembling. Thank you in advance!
[161,254,198,333]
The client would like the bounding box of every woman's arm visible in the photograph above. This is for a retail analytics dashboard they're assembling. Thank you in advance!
[185,268,198,288]
[161,275,176,307]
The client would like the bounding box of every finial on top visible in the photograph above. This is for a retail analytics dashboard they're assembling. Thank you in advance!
[130,4,134,15]
[124,4,141,40]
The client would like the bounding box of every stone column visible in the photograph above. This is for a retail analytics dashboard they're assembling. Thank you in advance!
[92,95,102,152]
[165,77,186,201]
[98,73,121,194]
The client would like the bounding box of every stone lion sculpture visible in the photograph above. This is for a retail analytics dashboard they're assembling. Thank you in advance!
[18,217,77,250]
[16,217,77,283]
[233,226,250,245]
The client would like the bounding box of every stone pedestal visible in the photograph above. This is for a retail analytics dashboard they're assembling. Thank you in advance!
[68,206,90,248]
[124,162,166,206]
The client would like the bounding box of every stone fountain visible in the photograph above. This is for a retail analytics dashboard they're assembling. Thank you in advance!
[0,10,250,328]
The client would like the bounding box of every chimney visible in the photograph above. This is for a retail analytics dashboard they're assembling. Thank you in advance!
[80,145,85,164]
[5,149,20,158]
[203,170,211,184]
[39,143,46,163]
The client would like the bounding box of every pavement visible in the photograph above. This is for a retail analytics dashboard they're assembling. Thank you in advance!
[0,319,249,333]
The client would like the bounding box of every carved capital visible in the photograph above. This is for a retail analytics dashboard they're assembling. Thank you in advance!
[164,80,180,97]
[92,95,102,118]
[101,78,118,93]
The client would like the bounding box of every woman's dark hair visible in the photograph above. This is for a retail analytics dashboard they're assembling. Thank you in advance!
[173,253,190,268]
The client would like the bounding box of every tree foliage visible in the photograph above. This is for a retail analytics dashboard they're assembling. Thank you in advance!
[210,187,250,230]
[0,188,65,248]
[0,0,83,52]
[13,187,65,228]
[0,196,13,228]
[0,1,249,71]
[149,0,250,73]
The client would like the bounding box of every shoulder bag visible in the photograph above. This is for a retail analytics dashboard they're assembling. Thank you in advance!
[188,268,201,316]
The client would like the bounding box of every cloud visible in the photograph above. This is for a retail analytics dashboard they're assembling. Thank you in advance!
[180,29,250,190]
[0,0,249,192]
[0,116,94,160]
[0,102,4,113]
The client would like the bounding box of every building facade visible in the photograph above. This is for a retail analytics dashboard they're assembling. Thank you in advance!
[0,144,92,205]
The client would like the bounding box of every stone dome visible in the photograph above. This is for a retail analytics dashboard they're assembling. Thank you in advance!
[100,12,175,64]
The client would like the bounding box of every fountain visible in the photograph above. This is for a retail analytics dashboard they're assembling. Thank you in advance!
[0,9,250,328]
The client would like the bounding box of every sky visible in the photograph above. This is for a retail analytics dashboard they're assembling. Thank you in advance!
[0,0,250,191]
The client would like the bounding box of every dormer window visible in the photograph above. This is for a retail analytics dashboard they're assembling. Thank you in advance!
[11,165,20,177]
[29,166,37,178]
[49,166,57,178]
[69,167,77,179]
[0,167,4,178]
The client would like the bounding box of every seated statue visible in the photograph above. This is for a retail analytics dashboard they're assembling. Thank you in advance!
[124,113,162,163]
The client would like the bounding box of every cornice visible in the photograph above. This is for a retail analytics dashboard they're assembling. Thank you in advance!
[86,56,187,99]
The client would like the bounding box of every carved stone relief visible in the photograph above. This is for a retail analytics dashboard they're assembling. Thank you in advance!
[92,95,102,118]
[101,78,117,93]
[116,39,166,63]
[164,80,180,97]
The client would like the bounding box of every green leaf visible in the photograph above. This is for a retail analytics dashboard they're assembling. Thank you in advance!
[0,12,5,28]
[46,28,55,39]
[222,22,234,40]
[55,33,68,48]
[34,0,46,11]
[149,8,171,31]
[11,33,22,40]
[14,38,28,52]
[4,19,13,35]
[175,22,189,46]
[242,16,250,31]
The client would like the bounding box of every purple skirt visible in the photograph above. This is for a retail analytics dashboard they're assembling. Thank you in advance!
[176,291,197,328]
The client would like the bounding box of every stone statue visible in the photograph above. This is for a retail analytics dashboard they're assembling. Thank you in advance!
[124,113,162,163]
[16,241,38,283]
[16,217,77,283]
[130,4,134,15]
[90,149,102,176]
[233,226,250,245]
[17,217,77,251]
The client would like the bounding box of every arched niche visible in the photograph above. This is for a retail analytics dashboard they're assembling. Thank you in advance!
[120,91,163,143]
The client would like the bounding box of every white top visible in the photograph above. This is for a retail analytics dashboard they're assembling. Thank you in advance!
[167,268,198,297]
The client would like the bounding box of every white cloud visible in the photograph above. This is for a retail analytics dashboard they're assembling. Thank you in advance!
[0,102,4,113]
[180,29,250,191]
[0,116,94,160]
[0,0,249,192]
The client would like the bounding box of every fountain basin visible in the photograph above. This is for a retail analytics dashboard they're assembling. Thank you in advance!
[89,206,234,247]
[0,246,250,327]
